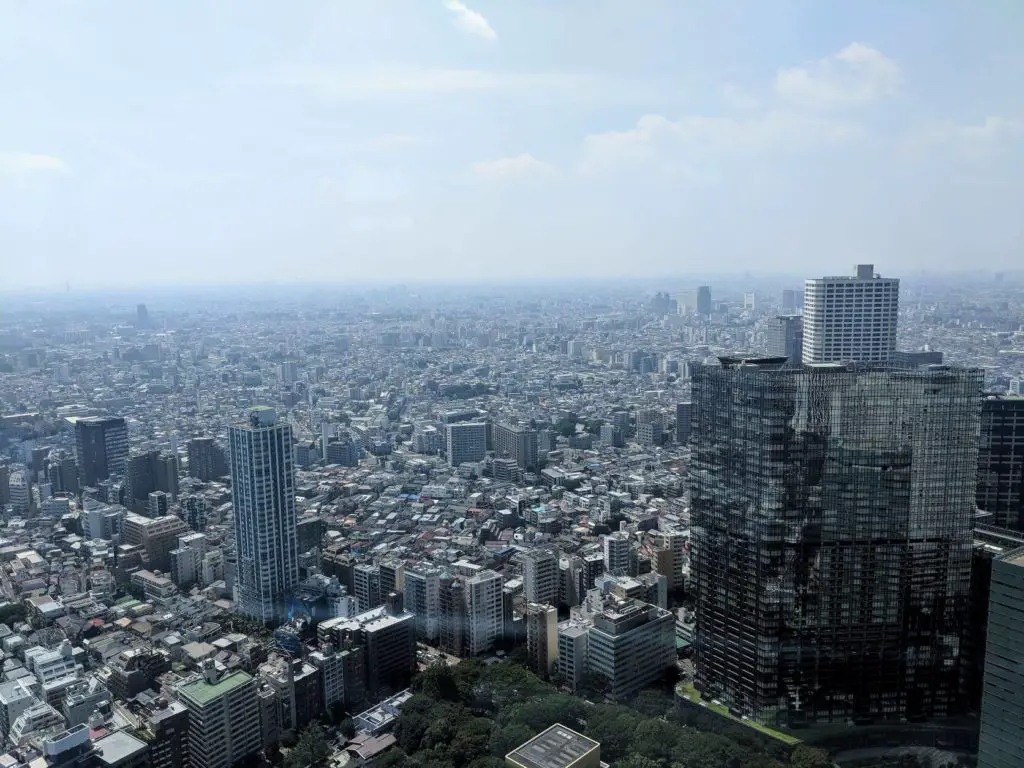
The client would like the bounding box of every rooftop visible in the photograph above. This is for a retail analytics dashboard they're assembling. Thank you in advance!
[507,723,600,768]
[177,669,252,706]
[94,730,149,765]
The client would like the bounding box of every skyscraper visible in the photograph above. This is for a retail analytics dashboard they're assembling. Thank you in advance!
[404,564,441,642]
[802,264,899,364]
[465,569,504,656]
[977,394,1024,531]
[74,416,129,487]
[764,315,804,364]
[493,422,539,470]
[696,285,712,315]
[690,357,981,726]
[229,406,298,623]
[976,547,1024,768]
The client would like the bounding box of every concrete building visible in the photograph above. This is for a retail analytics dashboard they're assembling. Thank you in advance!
[121,513,190,572]
[229,406,299,623]
[176,664,261,768]
[522,548,559,606]
[525,603,558,679]
[765,315,803,364]
[506,724,602,768]
[403,565,441,642]
[353,564,383,613]
[186,436,227,481]
[446,422,488,467]
[977,547,1024,768]
[602,532,630,575]
[587,599,675,701]
[493,422,539,470]
[466,569,504,656]
[802,264,899,364]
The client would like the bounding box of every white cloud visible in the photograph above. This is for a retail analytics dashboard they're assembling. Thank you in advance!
[470,154,553,180]
[0,152,68,176]
[775,43,900,109]
[443,0,497,41]
[578,111,860,175]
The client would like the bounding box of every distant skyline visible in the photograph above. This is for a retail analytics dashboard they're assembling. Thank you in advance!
[2,0,1022,289]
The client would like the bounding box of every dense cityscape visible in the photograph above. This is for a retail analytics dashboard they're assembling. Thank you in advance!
[0,266,1021,768]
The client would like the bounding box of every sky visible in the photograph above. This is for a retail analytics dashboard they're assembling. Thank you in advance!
[1,0,1022,291]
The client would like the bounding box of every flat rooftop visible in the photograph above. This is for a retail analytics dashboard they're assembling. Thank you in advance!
[507,724,600,768]
[177,670,252,706]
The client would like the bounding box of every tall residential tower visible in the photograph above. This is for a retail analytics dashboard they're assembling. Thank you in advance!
[802,264,899,364]
[229,407,299,623]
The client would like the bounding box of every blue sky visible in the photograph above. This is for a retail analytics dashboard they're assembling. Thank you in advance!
[1,0,1022,290]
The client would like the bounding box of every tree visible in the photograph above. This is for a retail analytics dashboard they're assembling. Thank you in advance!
[631,689,673,718]
[789,745,832,768]
[615,756,662,768]
[285,724,331,768]
[339,718,356,740]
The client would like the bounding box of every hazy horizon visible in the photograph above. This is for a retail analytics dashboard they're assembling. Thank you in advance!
[2,0,1022,290]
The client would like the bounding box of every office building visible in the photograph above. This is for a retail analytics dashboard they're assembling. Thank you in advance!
[176,664,261,768]
[404,565,441,642]
[603,532,630,575]
[466,569,504,656]
[125,451,178,505]
[586,599,675,701]
[186,437,227,482]
[556,623,590,692]
[977,394,1024,531]
[121,513,190,572]
[74,416,129,487]
[328,603,416,702]
[976,547,1024,768]
[802,264,899,364]
[48,452,79,496]
[765,315,804,364]
[675,402,691,446]
[493,422,539,470]
[522,548,559,606]
[525,603,558,679]
[229,406,299,623]
[446,422,488,467]
[635,409,663,446]
[506,724,602,768]
[781,288,797,312]
[696,286,712,315]
[690,358,982,726]
[148,490,169,517]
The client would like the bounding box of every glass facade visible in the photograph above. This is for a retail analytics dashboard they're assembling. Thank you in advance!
[690,359,982,726]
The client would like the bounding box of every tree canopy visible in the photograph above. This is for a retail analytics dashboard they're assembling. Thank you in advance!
[378,660,818,768]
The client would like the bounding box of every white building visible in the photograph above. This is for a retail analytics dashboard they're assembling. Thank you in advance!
[404,565,441,642]
[445,422,488,467]
[229,407,299,623]
[522,548,559,606]
[465,569,503,656]
[802,263,899,364]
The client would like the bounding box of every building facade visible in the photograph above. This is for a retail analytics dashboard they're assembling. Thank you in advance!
[691,358,981,726]
[74,417,129,487]
[229,407,299,623]
[446,422,488,467]
[977,394,1024,531]
[976,547,1024,768]
[802,264,899,364]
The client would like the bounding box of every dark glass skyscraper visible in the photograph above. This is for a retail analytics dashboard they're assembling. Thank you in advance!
[977,394,1024,531]
[74,416,129,488]
[690,358,982,726]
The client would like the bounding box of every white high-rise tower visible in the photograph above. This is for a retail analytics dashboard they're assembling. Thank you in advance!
[802,264,899,364]
[230,406,298,623]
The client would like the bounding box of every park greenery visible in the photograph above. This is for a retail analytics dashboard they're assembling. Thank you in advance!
[371,660,833,768]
